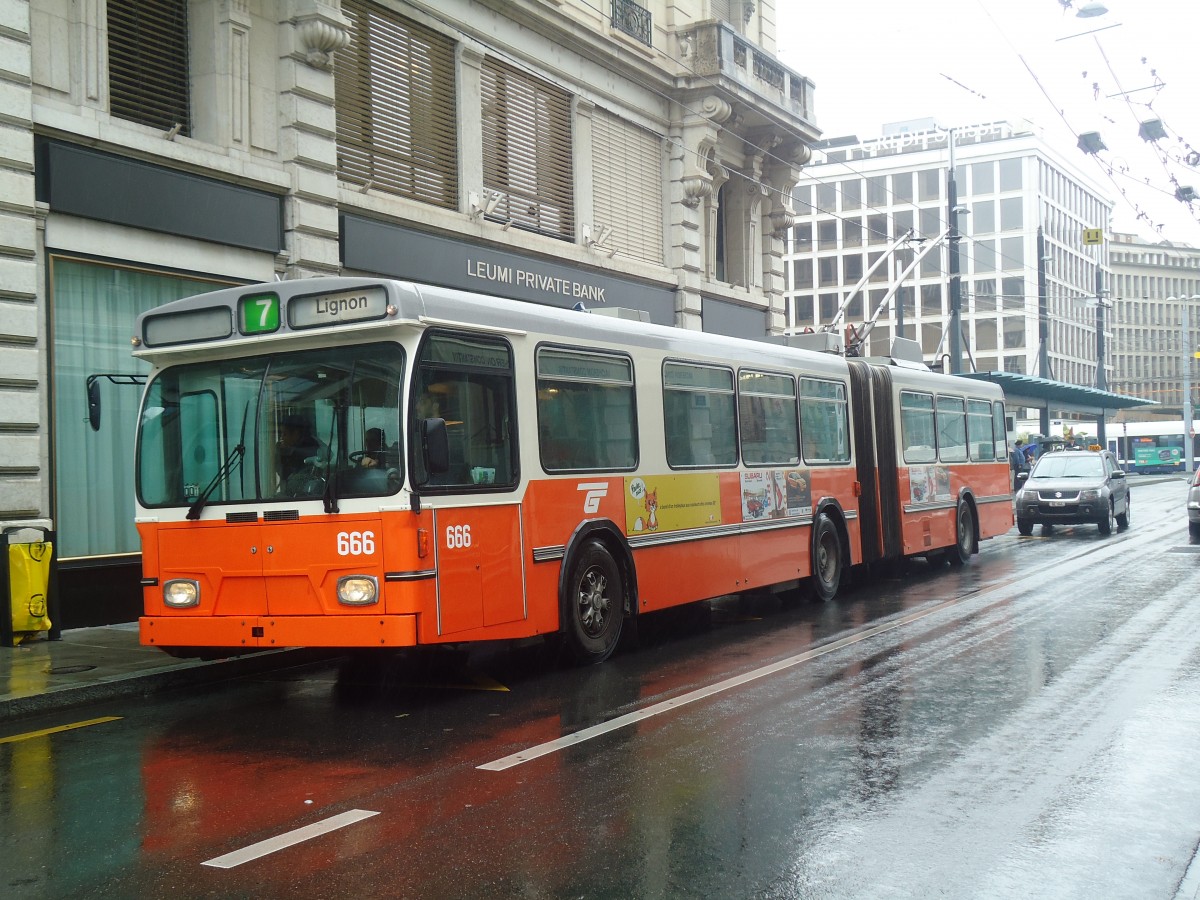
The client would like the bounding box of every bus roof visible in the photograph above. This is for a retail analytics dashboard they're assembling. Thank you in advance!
[132,276,1003,401]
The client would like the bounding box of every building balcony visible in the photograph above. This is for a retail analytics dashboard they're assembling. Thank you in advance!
[677,20,815,130]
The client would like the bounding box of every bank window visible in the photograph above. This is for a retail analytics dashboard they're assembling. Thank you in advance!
[664,362,737,467]
[536,348,636,472]
[738,371,799,465]
[936,395,968,462]
[968,399,995,460]
[411,332,517,490]
[336,2,458,208]
[901,391,936,463]
[799,378,850,464]
[481,57,574,240]
[108,0,191,135]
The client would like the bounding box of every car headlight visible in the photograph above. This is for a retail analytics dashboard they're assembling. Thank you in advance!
[1079,489,1100,500]
[163,579,200,608]
[337,575,379,606]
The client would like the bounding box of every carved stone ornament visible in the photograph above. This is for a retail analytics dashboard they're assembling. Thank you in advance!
[769,207,794,236]
[295,3,351,70]
[681,174,713,209]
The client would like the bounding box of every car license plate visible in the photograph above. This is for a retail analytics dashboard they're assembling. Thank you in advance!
[1050,500,1066,507]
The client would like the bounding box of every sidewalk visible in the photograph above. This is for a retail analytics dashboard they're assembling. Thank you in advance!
[0,624,333,723]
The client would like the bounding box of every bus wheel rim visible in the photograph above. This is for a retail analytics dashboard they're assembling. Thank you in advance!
[578,568,610,636]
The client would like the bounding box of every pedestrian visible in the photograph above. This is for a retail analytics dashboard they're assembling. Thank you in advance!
[1010,438,1028,491]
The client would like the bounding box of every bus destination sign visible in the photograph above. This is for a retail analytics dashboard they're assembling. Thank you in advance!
[288,285,388,330]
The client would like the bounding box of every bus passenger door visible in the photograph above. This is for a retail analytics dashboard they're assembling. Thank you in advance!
[434,505,525,636]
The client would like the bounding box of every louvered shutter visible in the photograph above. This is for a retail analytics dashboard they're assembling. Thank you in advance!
[592,111,664,265]
[481,58,574,241]
[107,0,191,134]
[336,1,458,208]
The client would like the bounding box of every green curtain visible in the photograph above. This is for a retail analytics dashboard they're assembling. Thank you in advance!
[52,258,230,557]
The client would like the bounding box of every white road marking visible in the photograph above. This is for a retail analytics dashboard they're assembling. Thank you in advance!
[480,524,1172,773]
[201,809,379,869]
[479,596,962,772]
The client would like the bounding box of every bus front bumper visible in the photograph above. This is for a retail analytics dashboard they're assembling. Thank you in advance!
[140,614,418,650]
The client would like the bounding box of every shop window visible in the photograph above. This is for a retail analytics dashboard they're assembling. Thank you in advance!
[53,257,231,557]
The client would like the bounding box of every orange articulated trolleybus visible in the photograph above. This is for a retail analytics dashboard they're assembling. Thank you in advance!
[131,277,1012,664]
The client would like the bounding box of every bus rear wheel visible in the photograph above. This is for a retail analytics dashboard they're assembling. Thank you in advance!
[563,541,624,665]
[811,514,843,603]
[949,502,976,565]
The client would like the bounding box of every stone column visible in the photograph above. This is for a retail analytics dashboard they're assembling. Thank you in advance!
[760,136,810,333]
[669,95,732,330]
[278,0,350,278]
[0,1,49,530]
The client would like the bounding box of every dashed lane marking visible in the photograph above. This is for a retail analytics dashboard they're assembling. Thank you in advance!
[201,809,380,869]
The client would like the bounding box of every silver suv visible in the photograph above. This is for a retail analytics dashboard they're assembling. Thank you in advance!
[1014,449,1130,536]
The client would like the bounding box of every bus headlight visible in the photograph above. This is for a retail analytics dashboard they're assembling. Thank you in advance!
[337,575,379,606]
[163,579,200,608]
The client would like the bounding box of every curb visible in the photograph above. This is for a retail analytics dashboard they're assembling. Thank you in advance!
[0,647,342,723]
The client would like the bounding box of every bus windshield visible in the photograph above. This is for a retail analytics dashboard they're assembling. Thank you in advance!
[137,343,404,508]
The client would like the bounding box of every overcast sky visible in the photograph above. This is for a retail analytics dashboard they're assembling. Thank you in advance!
[774,0,1199,245]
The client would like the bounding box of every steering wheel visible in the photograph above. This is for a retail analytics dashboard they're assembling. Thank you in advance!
[348,451,368,464]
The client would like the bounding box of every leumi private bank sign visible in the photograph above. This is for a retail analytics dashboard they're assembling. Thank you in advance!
[341,216,675,325]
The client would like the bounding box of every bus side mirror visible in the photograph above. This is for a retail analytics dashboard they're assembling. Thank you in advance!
[87,376,102,432]
[422,417,449,475]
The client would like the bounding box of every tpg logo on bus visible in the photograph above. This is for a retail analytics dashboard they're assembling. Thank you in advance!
[578,482,609,514]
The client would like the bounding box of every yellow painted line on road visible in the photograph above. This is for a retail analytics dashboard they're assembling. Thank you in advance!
[0,716,122,744]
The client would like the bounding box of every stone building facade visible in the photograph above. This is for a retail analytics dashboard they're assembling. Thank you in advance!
[0,0,818,625]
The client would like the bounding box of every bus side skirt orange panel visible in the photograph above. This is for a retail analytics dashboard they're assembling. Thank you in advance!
[140,615,417,649]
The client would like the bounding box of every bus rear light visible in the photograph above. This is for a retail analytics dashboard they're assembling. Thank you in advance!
[163,579,200,608]
[417,528,429,559]
[337,575,379,606]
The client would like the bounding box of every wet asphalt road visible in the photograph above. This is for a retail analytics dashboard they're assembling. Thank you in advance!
[3,477,1200,899]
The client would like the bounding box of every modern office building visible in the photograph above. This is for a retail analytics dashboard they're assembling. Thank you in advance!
[784,121,1114,388]
[2,0,818,626]
[1108,233,1200,412]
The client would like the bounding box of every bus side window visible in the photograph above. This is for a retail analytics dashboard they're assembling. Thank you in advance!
[900,391,937,463]
[664,362,736,468]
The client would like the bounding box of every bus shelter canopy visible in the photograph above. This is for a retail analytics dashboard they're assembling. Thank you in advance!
[955,372,1152,418]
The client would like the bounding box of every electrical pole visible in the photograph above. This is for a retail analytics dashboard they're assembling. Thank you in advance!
[1037,226,1050,437]
[1095,264,1107,445]
[1185,300,1193,475]
[947,130,963,375]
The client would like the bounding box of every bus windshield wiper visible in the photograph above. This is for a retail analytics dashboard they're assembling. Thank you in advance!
[187,444,245,520]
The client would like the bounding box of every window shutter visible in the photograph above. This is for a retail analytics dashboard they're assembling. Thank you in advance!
[336,1,458,208]
[107,0,191,135]
[481,58,574,241]
[592,111,664,265]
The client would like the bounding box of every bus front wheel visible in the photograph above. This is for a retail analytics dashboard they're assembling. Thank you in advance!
[811,514,843,603]
[563,541,624,665]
